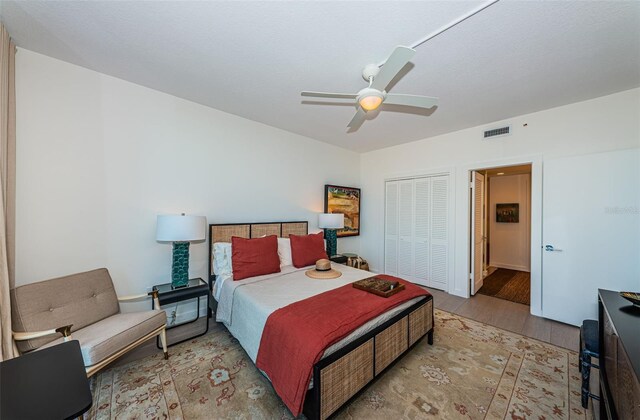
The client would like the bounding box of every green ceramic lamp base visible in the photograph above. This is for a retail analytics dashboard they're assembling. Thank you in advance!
[171,242,190,288]
[324,229,338,257]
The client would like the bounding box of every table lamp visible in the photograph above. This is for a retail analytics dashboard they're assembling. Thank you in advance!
[318,213,344,257]
[156,214,206,288]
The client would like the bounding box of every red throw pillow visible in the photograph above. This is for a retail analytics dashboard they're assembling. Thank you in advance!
[232,235,281,280]
[289,232,328,268]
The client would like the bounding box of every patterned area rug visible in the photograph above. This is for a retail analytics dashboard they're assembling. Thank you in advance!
[478,269,531,305]
[86,309,586,419]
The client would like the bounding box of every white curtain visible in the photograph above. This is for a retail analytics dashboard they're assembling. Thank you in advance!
[0,22,16,361]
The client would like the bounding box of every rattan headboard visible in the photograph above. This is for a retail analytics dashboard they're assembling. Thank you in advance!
[208,221,308,281]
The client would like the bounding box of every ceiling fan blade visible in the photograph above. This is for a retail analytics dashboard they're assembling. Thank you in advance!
[347,107,366,131]
[301,91,357,99]
[371,46,416,92]
[384,94,438,109]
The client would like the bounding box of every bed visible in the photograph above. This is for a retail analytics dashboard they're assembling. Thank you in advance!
[208,221,434,419]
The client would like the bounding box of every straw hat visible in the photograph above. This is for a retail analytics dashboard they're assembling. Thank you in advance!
[305,259,342,279]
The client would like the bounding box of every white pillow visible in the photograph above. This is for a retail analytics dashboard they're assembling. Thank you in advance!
[277,237,293,267]
[213,242,233,275]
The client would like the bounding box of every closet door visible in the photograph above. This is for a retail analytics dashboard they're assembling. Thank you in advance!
[397,180,415,278]
[429,176,449,289]
[384,181,399,275]
[385,175,449,290]
[413,178,430,286]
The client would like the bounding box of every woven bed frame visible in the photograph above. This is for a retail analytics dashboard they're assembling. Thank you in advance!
[208,221,309,279]
[208,221,434,420]
[207,221,309,317]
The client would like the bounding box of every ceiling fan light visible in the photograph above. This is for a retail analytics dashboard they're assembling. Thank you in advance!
[359,94,383,111]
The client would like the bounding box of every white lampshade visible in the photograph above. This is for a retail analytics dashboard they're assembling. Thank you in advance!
[318,213,344,229]
[156,214,206,242]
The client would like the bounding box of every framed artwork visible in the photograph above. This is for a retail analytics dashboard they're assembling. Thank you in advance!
[496,203,519,223]
[324,185,361,237]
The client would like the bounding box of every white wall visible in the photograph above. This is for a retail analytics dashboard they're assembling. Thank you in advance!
[361,87,640,316]
[13,47,640,323]
[14,49,361,310]
[488,174,531,272]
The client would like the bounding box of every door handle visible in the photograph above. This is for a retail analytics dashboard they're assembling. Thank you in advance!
[544,245,563,252]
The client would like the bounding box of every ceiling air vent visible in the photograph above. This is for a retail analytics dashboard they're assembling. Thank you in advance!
[483,125,511,139]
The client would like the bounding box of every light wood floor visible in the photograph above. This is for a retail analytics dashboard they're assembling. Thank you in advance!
[427,287,580,352]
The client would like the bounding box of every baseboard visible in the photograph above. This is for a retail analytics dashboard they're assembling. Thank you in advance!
[490,262,530,272]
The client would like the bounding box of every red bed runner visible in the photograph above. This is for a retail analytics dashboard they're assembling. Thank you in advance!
[255,275,430,416]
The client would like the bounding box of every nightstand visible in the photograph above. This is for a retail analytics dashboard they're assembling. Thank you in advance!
[341,253,359,266]
[150,278,209,347]
[331,253,369,271]
[329,255,348,264]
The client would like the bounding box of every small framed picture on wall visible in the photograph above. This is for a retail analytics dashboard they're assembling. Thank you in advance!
[496,203,519,223]
[324,185,361,237]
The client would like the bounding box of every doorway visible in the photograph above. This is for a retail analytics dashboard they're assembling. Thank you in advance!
[470,164,532,306]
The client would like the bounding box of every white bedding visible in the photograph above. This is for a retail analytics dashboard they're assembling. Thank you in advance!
[214,263,425,363]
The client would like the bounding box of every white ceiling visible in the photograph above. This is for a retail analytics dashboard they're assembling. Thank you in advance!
[1,1,639,153]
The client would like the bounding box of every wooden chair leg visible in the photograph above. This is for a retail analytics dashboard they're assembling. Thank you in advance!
[12,340,19,356]
[159,329,169,360]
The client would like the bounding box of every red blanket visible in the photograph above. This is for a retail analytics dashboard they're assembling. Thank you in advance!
[255,275,430,416]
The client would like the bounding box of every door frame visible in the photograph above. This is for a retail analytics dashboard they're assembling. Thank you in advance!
[470,170,486,295]
[457,155,542,316]
[382,167,456,294]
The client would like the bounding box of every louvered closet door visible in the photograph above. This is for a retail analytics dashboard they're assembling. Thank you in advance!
[384,182,399,275]
[397,180,415,278]
[384,175,449,290]
[429,176,449,289]
[413,178,430,286]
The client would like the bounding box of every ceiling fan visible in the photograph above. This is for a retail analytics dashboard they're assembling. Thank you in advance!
[301,45,438,131]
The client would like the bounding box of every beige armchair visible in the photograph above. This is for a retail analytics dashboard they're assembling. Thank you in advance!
[10,268,168,377]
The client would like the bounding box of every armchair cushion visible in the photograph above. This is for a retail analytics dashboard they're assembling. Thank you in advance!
[11,268,120,353]
[39,310,167,366]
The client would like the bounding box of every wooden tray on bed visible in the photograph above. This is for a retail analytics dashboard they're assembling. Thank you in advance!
[352,277,405,298]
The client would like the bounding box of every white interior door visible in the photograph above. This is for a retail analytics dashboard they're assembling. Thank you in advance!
[429,176,449,289]
[385,175,450,290]
[397,180,415,278]
[384,181,399,276]
[470,171,485,295]
[413,178,431,286]
[542,149,640,325]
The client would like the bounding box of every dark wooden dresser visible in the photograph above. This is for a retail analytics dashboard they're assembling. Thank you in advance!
[598,289,640,419]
